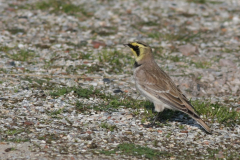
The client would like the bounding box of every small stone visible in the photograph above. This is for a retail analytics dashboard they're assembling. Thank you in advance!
[178,44,199,56]
[126,114,133,119]
[0,98,8,101]
[219,59,236,67]
[7,61,16,66]
[236,107,240,112]
[103,78,111,83]
[41,140,46,144]
[126,9,132,14]
[158,130,163,133]
[203,140,209,145]
[124,131,132,135]
[5,148,13,152]
[87,143,97,149]
[113,89,123,93]
[85,78,93,81]
[24,121,34,126]
[215,151,225,159]
[90,82,98,86]
[92,41,106,49]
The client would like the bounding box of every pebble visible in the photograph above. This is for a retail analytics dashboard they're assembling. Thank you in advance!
[0,0,239,159]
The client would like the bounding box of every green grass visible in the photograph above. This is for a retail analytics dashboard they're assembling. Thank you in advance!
[190,60,211,69]
[21,77,54,90]
[187,0,223,4]
[5,129,24,136]
[50,85,100,98]
[0,46,12,53]
[49,108,63,116]
[22,77,46,85]
[4,147,16,152]
[100,142,239,159]
[0,68,7,73]
[187,0,206,3]
[148,32,200,43]
[50,87,71,97]
[51,86,148,113]
[37,134,59,144]
[6,138,29,143]
[70,52,92,59]
[72,50,133,75]
[192,100,240,126]
[75,101,85,112]
[138,21,159,26]
[98,50,132,74]
[166,55,181,62]
[75,64,102,74]
[8,28,26,34]
[154,99,240,127]
[6,49,35,62]
[92,26,118,36]
[179,124,185,130]
[100,143,171,159]
[34,0,92,17]
[164,55,212,69]
[50,86,239,127]
[100,122,117,132]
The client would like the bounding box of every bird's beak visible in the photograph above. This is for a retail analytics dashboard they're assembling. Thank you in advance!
[123,43,130,47]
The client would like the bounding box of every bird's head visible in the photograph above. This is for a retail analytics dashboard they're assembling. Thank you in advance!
[124,41,153,62]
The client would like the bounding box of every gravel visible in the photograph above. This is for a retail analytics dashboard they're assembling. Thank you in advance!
[0,0,240,159]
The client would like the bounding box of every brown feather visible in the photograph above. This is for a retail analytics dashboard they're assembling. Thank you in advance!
[134,59,211,133]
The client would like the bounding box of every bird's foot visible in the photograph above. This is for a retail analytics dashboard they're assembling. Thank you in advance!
[144,112,160,128]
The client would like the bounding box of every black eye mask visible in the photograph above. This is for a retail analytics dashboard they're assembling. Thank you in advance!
[128,44,140,56]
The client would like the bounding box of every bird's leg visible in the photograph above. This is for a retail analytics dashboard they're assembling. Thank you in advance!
[151,112,160,125]
[149,103,164,126]
[145,112,160,128]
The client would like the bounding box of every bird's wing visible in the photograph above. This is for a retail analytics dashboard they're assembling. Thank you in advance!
[135,67,199,116]
[135,65,211,133]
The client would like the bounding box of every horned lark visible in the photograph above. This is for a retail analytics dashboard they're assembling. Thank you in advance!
[124,41,211,133]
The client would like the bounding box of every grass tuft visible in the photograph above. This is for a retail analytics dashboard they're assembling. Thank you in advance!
[98,50,132,74]
[6,129,24,136]
[148,32,200,43]
[100,143,171,159]
[100,122,117,132]
[50,86,100,98]
[187,0,206,4]
[6,49,35,62]
[50,86,239,127]
[37,134,59,144]
[192,100,240,126]
[0,46,12,53]
[35,0,92,17]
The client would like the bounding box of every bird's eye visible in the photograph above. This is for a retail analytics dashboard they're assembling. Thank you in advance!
[133,45,140,56]
[128,44,140,56]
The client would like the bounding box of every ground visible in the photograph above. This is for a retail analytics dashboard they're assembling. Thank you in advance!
[0,0,240,159]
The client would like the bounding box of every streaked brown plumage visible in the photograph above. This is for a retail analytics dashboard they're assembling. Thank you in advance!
[125,41,211,133]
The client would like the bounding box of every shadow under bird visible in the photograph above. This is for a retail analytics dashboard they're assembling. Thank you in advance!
[124,41,211,133]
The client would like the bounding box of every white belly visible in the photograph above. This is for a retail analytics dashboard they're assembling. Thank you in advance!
[135,82,174,112]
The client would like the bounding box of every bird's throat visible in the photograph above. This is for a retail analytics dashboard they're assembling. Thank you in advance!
[134,61,142,68]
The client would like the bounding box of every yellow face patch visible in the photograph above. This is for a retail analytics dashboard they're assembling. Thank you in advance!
[130,42,147,48]
[128,42,147,61]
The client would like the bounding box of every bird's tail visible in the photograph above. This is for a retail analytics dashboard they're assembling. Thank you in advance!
[193,117,212,134]
[182,102,212,134]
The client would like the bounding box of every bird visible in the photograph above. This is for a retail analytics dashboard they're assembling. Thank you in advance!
[124,41,211,133]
